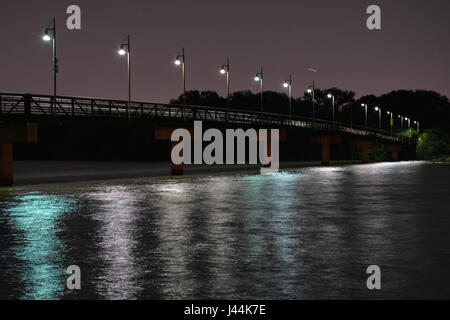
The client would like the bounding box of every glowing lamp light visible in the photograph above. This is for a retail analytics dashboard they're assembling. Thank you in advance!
[254,76,260,82]
[42,34,51,41]
[174,59,181,66]
[374,107,379,111]
[307,89,312,94]
[220,68,226,74]
[327,93,332,98]
[283,82,289,88]
[118,48,127,55]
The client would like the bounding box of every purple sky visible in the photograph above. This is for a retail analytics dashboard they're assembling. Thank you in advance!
[1,0,450,103]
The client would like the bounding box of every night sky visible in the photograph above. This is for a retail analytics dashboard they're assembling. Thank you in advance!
[1,0,450,103]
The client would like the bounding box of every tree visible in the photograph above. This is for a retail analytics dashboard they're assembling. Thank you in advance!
[170,90,226,107]
[168,88,450,132]
[416,129,450,161]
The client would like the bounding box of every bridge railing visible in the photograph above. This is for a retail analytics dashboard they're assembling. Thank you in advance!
[0,92,404,142]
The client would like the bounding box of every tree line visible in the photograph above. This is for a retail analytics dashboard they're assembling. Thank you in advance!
[170,89,450,131]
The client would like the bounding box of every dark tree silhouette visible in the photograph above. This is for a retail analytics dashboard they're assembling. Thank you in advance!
[169,88,450,131]
[170,90,226,107]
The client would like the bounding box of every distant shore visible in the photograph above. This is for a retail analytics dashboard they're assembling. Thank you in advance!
[9,160,363,186]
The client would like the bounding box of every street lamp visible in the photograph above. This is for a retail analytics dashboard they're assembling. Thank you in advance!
[398,115,404,131]
[361,103,368,127]
[42,18,57,108]
[374,106,382,130]
[219,58,230,101]
[174,48,186,104]
[327,93,335,123]
[306,68,318,123]
[414,120,420,133]
[254,67,263,113]
[307,82,316,123]
[405,117,411,129]
[118,35,131,102]
[283,75,292,119]
[387,111,394,136]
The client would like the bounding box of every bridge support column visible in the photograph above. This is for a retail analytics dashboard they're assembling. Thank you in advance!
[311,136,340,166]
[385,144,402,161]
[392,151,398,161]
[356,141,375,163]
[0,123,38,186]
[171,140,184,175]
[321,143,330,166]
[155,127,193,176]
[0,144,13,186]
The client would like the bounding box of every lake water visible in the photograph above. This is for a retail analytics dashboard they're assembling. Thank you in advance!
[1,161,450,299]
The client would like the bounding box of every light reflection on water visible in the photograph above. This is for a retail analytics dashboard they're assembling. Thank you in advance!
[87,186,144,299]
[0,193,75,299]
[1,162,450,299]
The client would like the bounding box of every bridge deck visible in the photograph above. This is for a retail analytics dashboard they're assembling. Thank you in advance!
[0,93,404,142]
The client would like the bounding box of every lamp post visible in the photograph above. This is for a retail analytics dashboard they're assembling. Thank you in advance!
[414,121,420,133]
[307,82,315,123]
[118,35,131,102]
[327,93,335,124]
[350,104,353,128]
[398,115,404,131]
[361,103,368,128]
[42,18,57,110]
[306,68,317,123]
[374,106,382,130]
[283,75,292,119]
[406,117,411,129]
[254,67,264,113]
[387,111,394,136]
[219,58,230,101]
[174,48,186,104]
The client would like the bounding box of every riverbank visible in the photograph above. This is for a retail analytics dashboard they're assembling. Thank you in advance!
[428,156,450,163]
[10,160,362,186]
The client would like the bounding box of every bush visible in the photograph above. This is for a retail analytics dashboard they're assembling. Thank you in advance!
[416,129,450,160]
[397,128,418,138]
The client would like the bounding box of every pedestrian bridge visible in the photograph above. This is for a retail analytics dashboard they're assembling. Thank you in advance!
[0,92,402,142]
[0,92,414,184]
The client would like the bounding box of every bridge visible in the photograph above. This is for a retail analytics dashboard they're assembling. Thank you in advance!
[0,92,413,184]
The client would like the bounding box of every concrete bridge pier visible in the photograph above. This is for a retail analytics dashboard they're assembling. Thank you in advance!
[356,140,375,163]
[311,136,340,166]
[155,127,193,175]
[385,144,402,161]
[0,144,13,185]
[0,123,38,186]
[171,139,184,175]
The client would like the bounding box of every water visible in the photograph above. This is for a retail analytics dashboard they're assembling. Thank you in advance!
[1,161,450,300]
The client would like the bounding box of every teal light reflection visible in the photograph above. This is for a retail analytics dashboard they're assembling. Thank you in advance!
[5,193,76,300]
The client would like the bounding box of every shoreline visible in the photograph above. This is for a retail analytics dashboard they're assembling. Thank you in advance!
[8,160,364,187]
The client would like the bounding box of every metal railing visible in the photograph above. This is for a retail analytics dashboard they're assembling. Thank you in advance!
[0,92,404,142]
